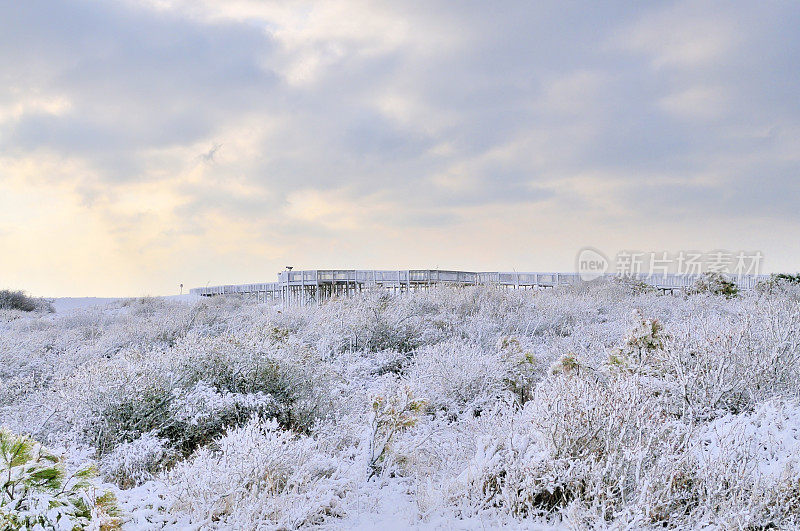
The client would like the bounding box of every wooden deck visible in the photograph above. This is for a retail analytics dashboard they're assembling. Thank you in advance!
[191,269,769,303]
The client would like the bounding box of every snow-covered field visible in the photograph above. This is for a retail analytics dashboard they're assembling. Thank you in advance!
[50,294,199,314]
[2,280,800,529]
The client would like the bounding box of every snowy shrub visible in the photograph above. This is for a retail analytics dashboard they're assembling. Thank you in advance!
[686,399,800,527]
[0,289,53,313]
[408,340,509,414]
[368,384,426,478]
[622,309,667,355]
[549,352,582,375]
[170,334,296,400]
[454,370,685,523]
[659,298,800,420]
[81,376,175,457]
[313,291,428,354]
[170,381,277,427]
[48,325,338,478]
[640,399,800,528]
[755,274,800,299]
[772,273,800,284]
[612,275,658,295]
[100,432,176,488]
[689,272,739,298]
[367,349,410,377]
[0,428,121,529]
[166,418,349,528]
[83,373,282,463]
[170,333,336,433]
[607,309,669,371]
[497,336,544,405]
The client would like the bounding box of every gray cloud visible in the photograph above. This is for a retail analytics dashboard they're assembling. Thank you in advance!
[1,0,276,163]
[1,0,799,249]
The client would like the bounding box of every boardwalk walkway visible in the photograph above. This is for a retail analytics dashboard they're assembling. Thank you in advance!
[191,269,769,303]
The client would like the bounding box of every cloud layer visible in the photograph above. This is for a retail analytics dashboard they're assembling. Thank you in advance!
[1,0,798,295]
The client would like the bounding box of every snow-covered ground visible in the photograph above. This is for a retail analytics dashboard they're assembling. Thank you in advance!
[2,279,799,529]
[51,294,200,313]
[51,297,121,313]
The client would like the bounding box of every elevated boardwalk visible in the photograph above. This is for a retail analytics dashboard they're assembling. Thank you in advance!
[191,269,769,304]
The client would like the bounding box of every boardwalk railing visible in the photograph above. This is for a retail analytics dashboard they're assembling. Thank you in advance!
[191,269,770,301]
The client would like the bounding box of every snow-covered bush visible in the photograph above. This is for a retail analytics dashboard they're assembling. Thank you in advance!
[100,432,175,489]
[45,326,339,482]
[686,399,800,527]
[452,365,684,522]
[407,340,508,414]
[612,275,658,295]
[166,418,350,528]
[755,274,800,300]
[497,336,544,404]
[607,308,669,371]
[0,289,53,313]
[368,383,426,478]
[689,272,739,298]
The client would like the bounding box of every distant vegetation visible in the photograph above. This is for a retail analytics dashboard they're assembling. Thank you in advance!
[688,271,739,298]
[0,290,53,313]
[774,273,800,284]
[2,279,800,527]
[755,273,800,295]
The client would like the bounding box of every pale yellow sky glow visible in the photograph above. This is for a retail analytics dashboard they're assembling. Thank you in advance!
[1,1,798,296]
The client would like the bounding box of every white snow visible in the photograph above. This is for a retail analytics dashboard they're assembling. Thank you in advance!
[50,294,199,313]
[3,281,800,529]
[51,297,120,313]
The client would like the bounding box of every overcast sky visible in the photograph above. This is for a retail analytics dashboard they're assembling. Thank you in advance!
[1,0,798,296]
